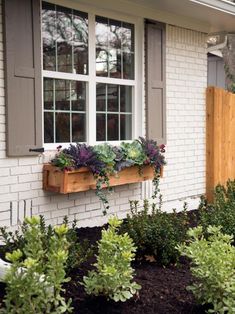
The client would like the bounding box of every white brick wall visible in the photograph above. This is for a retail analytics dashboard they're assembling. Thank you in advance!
[159,25,207,211]
[0,1,207,230]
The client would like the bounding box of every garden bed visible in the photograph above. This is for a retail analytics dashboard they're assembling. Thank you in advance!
[0,210,206,314]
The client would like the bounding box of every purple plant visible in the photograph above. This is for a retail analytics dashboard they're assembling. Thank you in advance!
[63,143,105,175]
[138,137,166,172]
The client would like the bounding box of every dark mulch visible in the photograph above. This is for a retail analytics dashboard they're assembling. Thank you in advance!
[0,210,207,314]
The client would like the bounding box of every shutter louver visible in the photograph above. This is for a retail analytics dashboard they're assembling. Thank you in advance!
[3,0,42,156]
[146,22,166,144]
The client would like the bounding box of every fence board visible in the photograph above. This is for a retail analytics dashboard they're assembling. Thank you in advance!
[206,86,235,201]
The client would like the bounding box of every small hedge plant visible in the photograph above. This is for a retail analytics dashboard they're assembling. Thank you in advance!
[83,216,141,302]
[2,216,72,314]
[199,180,235,241]
[120,200,189,265]
[178,225,235,314]
[0,215,92,273]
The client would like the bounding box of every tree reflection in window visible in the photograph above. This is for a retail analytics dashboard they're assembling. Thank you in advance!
[96,16,134,79]
[42,2,88,74]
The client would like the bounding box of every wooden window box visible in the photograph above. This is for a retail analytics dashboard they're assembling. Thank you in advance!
[43,164,162,194]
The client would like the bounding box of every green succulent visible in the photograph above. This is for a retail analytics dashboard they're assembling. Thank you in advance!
[120,141,146,165]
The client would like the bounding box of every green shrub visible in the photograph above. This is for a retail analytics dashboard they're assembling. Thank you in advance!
[83,216,141,302]
[2,216,72,314]
[178,225,235,314]
[120,200,189,265]
[0,215,92,272]
[199,180,235,240]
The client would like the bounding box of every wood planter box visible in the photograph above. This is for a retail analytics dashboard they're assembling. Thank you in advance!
[43,164,162,194]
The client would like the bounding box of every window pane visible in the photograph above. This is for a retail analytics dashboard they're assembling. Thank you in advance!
[96,83,132,141]
[73,10,88,75]
[56,112,70,142]
[120,114,132,140]
[44,78,54,110]
[96,113,106,141]
[120,85,132,112]
[56,6,73,73]
[107,85,118,112]
[71,81,86,111]
[42,2,56,71]
[123,52,134,79]
[42,2,88,74]
[72,113,86,142]
[96,83,106,111]
[55,80,70,110]
[96,16,109,77]
[107,114,119,140]
[95,16,134,80]
[44,112,54,143]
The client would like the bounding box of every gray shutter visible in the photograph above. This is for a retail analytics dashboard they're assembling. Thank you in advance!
[146,21,166,144]
[3,0,43,156]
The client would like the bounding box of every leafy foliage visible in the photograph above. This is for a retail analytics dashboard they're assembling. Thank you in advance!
[2,216,72,314]
[83,216,141,302]
[0,215,92,273]
[120,200,189,266]
[178,226,235,314]
[199,180,235,241]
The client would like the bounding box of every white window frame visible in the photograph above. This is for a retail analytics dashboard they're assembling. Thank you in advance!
[42,0,144,150]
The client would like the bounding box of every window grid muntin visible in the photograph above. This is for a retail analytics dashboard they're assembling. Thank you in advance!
[96,83,132,141]
[42,2,138,147]
[43,78,86,143]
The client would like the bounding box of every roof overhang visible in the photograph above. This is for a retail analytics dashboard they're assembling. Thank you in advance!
[74,0,235,33]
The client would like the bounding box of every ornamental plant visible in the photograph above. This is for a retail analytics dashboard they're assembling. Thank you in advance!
[50,138,166,214]
[0,215,92,273]
[2,216,72,314]
[83,216,141,302]
[199,180,235,241]
[177,226,235,314]
[120,200,189,265]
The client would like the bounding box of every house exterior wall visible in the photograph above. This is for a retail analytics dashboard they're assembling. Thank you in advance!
[0,0,207,230]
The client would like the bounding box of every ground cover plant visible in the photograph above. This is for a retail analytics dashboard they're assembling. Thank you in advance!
[120,199,189,265]
[178,225,235,314]
[51,138,166,213]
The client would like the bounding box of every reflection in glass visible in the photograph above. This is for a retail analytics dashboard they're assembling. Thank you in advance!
[96,114,106,141]
[42,2,56,71]
[44,78,54,110]
[55,80,70,110]
[71,81,86,111]
[108,85,118,112]
[44,112,54,143]
[120,85,132,112]
[95,16,134,79]
[72,113,86,142]
[42,2,88,74]
[123,52,134,79]
[120,114,132,140]
[56,6,72,73]
[96,84,106,111]
[107,114,119,141]
[56,113,70,142]
[73,10,88,74]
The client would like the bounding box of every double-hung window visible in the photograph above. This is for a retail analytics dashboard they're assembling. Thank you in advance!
[42,2,136,146]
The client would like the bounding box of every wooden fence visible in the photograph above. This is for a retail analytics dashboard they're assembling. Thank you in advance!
[206,86,235,201]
